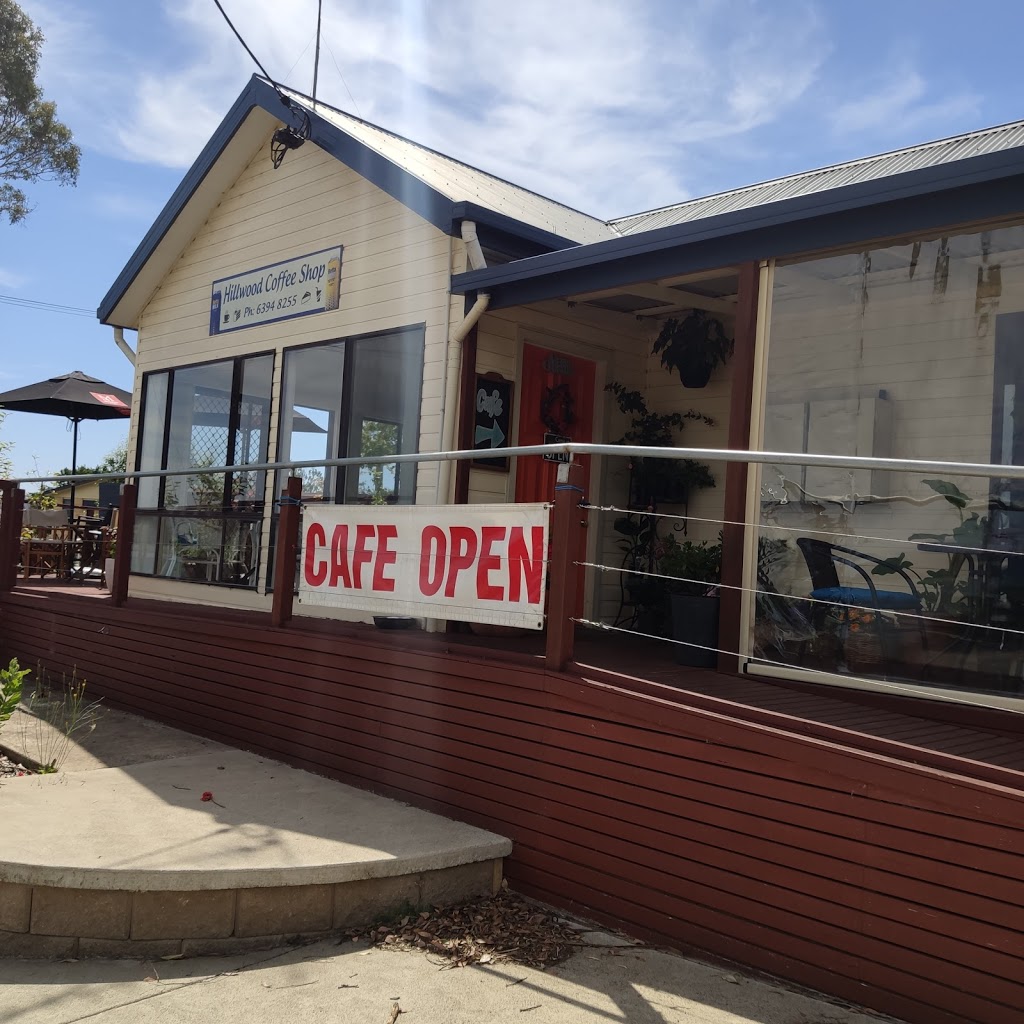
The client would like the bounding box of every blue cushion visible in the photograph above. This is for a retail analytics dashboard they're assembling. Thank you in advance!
[810,586,919,611]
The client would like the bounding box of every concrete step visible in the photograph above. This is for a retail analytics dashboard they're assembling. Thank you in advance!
[0,746,510,958]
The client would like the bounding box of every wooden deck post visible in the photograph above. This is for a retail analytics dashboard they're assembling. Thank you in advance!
[545,462,587,672]
[0,483,24,592]
[718,261,762,673]
[110,483,137,607]
[271,476,302,628]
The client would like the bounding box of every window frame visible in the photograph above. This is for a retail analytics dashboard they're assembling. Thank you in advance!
[131,349,276,586]
[276,324,425,506]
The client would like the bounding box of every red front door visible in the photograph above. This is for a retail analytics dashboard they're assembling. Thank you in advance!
[515,345,596,614]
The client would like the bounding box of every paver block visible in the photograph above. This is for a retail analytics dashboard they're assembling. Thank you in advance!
[79,937,184,959]
[333,874,419,930]
[30,887,131,939]
[0,929,78,957]
[419,860,498,907]
[0,882,32,933]
[182,933,292,957]
[132,890,235,939]
[235,884,332,937]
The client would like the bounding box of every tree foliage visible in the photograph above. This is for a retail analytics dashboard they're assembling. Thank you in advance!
[0,0,80,224]
[53,439,127,479]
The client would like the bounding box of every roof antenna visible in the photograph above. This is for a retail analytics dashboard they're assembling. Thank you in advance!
[312,0,323,103]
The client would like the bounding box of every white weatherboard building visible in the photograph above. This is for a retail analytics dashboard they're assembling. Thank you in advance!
[100,74,1024,706]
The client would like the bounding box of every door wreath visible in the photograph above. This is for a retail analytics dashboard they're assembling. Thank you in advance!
[540,382,576,435]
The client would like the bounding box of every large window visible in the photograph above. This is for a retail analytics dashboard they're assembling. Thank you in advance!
[277,326,424,505]
[132,353,274,586]
[753,222,1024,698]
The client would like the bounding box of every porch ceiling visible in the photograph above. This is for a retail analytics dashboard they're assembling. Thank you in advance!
[566,268,739,323]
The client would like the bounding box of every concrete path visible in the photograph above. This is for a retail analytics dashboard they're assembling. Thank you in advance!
[0,707,509,891]
[1,931,894,1024]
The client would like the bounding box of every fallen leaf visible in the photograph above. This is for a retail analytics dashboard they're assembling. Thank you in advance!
[160,953,185,961]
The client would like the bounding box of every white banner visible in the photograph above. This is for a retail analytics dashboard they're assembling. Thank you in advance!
[210,246,342,334]
[298,503,550,629]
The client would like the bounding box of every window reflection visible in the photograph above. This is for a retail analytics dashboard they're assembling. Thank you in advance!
[755,223,1024,697]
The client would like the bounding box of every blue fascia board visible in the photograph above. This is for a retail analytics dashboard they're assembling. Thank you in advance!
[450,201,582,252]
[452,148,1024,306]
[97,76,276,324]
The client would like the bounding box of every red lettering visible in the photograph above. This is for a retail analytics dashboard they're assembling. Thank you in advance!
[303,523,328,586]
[445,526,478,598]
[508,525,544,603]
[351,524,375,588]
[476,526,506,601]
[419,525,446,596]
[372,525,398,592]
[330,524,352,588]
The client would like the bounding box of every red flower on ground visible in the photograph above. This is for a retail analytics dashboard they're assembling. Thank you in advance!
[201,791,213,802]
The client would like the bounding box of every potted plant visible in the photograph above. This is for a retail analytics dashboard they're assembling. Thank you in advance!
[613,512,671,634]
[103,538,116,589]
[605,383,715,507]
[652,310,734,389]
[661,535,723,667]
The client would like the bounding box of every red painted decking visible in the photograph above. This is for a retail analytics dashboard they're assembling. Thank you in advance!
[3,582,1024,1024]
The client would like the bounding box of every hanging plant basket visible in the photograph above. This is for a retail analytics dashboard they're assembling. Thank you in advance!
[652,310,734,389]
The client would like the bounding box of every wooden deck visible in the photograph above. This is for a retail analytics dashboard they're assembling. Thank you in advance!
[3,582,1024,1024]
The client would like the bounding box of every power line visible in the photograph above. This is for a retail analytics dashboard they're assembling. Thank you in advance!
[211,0,287,102]
[0,294,94,318]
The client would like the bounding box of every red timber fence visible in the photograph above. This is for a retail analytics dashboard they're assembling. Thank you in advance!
[5,450,1024,1023]
[2,585,1024,1024]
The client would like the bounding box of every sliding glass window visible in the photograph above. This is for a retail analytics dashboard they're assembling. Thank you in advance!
[277,325,423,505]
[132,352,273,587]
[753,223,1024,700]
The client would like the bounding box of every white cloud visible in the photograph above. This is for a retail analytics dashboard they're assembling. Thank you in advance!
[19,0,833,218]
[831,66,980,140]
[0,268,28,290]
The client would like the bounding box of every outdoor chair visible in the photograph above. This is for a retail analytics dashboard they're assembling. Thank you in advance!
[20,507,74,579]
[68,505,115,584]
[795,537,926,673]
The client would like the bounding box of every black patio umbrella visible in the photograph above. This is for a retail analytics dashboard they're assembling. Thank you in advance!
[0,370,132,516]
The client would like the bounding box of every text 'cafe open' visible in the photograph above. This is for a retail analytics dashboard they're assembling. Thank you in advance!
[297,504,551,628]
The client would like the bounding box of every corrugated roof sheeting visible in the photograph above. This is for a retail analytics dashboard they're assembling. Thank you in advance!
[610,121,1024,235]
[300,92,617,246]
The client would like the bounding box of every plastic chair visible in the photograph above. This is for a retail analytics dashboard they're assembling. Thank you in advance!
[796,537,925,670]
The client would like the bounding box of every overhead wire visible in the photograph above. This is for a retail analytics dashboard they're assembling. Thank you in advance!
[210,0,287,104]
[326,43,362,117]
[0,294,94,318]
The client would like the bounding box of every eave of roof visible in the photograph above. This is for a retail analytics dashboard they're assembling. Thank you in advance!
[97,76,587,328]
[451,146,1024,309]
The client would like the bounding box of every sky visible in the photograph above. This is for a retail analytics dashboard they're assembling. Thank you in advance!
[2,0,1023,480]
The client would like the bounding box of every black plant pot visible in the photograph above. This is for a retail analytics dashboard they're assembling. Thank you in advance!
[678,363,713,389]
[670,593,720,667]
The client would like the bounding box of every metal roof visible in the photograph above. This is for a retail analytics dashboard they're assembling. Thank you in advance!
[291,88,617,247]
[610,120,1024,235]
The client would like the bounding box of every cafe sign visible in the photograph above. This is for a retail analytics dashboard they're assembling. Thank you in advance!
[298,503,549,629]
[210,246,342,334]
